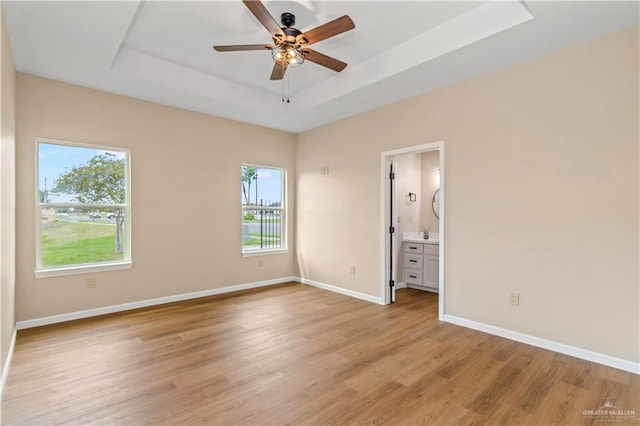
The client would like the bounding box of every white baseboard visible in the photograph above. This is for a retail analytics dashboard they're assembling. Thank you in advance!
[396,282,407,289]
[298,277,383,305]
[443,314,640,375]
[0,327,17,401]
[16,276,385,330]
[16,277,298,330]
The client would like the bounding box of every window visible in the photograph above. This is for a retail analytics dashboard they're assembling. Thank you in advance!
[36,140,131,277]
[242,164,286,255]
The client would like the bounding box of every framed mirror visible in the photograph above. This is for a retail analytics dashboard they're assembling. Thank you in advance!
[432,188,440,219]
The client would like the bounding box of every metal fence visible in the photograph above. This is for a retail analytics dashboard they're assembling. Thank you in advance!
[259,210,280,249]
[243,200,283,249]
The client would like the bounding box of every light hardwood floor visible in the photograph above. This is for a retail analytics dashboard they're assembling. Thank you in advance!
[2,283,638,425]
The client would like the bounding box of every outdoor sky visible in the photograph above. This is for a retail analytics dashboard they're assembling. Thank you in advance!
[242,166,283,205]
[39,142,283,204]
[38,142,127,203]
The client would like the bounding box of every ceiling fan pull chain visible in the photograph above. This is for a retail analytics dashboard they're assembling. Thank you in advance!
[281,64,285,102]
[282,70,291,103]
[287,73,291,103]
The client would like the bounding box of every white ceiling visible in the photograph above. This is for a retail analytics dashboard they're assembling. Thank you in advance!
[4,1,639,133]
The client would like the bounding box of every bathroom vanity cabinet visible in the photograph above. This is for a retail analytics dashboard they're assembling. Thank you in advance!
[403,241,439,293]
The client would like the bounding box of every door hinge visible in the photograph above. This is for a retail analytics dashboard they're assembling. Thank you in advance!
[389,226,395,234]
[389,280,395,288]
[389,172,395,180]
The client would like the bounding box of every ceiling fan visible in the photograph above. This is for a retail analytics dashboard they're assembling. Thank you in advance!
[213,0,355,81]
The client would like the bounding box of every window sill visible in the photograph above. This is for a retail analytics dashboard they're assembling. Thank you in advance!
[35,261,133,278]
[242,248,288,258]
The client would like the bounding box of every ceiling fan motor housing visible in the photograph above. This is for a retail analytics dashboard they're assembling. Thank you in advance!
[277,13,303,44]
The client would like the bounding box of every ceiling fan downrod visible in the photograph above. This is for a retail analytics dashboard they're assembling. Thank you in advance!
[280,12,295,28]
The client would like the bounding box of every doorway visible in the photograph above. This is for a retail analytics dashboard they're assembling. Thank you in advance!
[380,142,445,320]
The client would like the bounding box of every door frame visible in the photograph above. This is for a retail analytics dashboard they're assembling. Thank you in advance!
[379,141,445,320]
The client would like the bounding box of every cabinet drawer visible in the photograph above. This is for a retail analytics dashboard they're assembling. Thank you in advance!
[404,268,423,285]
[404,254,423,269]
[404,243,423,254]
[423,244,439,255]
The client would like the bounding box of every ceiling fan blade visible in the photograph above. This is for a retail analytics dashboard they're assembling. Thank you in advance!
[213,44,273,52]
[242,0,284,37]
[297,15,355,46]
[270,62,288,80]
[301,49,347,72]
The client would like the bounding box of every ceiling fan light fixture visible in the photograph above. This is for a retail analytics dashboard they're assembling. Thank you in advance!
[271,46,304,67]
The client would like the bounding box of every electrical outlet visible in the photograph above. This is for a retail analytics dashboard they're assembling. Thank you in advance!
[86,277,96,289]
[258,258,264,267]
[509,292,519,306]
[350,265,356,275]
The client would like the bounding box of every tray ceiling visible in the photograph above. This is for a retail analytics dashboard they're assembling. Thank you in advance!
[4,1,638,133]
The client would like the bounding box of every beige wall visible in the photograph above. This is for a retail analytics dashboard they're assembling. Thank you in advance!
[420,151,439,233]
[1,4,16,374]
[296,27,639,362]
[15,74,297,321]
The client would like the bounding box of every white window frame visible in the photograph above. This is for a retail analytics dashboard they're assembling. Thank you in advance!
[241,164,287,257]
[35,138,132,278]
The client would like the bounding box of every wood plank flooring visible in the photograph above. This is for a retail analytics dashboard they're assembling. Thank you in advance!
[2,283,638,425]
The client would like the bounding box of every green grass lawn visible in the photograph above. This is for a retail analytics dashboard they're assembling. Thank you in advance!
[243,234,281,247]
[243,236,263,246]
[42,221,123,267]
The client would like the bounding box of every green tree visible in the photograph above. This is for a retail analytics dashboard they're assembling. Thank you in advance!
[53,153,126,253]
[242,166,258,205]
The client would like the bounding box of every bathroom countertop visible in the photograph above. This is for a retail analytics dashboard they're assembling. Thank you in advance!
[403,237,439,245]
[402,232,439,245]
